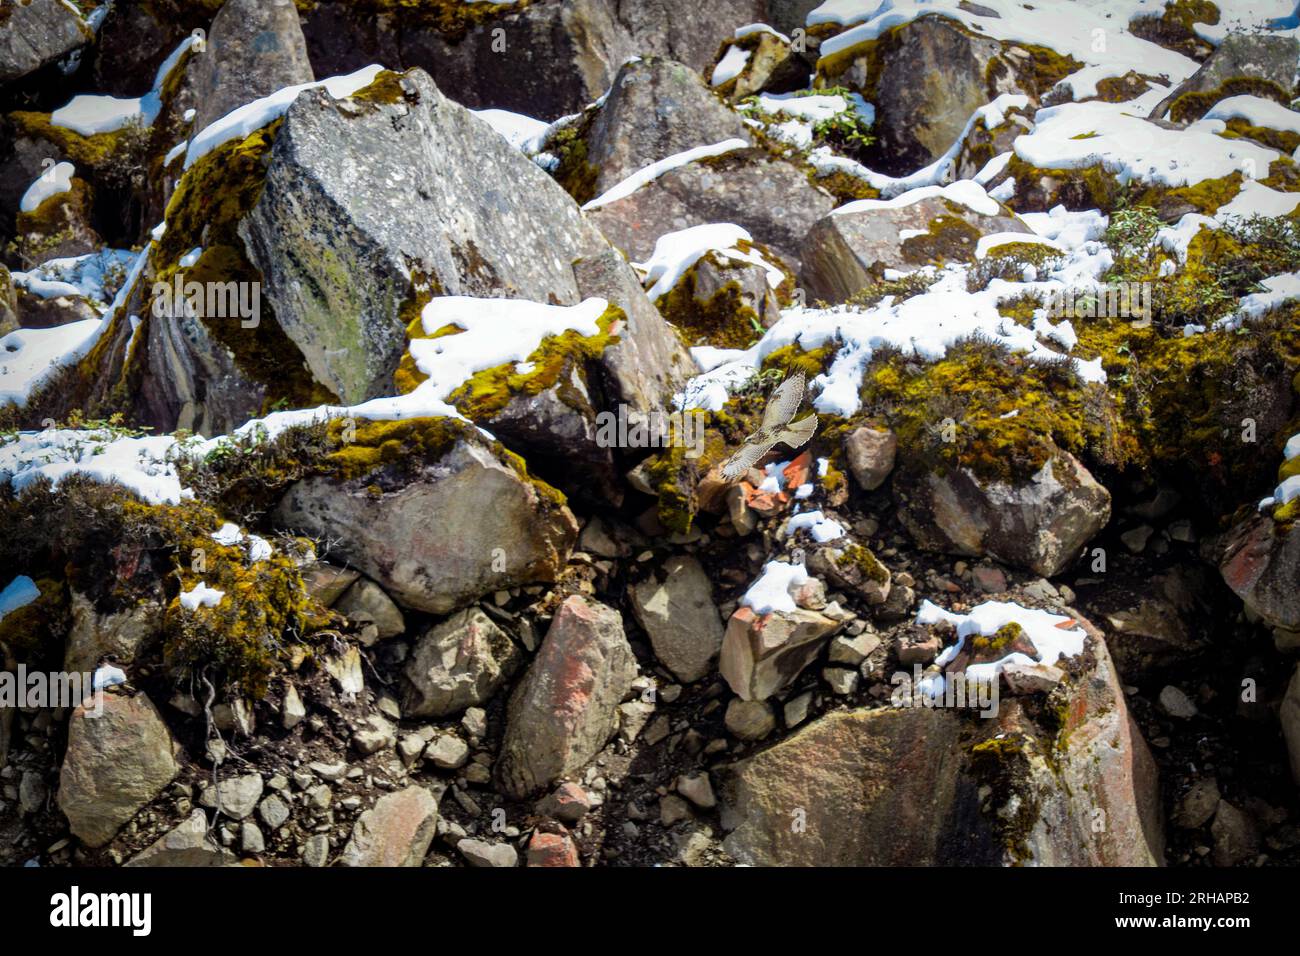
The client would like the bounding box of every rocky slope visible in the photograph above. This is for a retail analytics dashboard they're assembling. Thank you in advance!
[1,0,1299,868]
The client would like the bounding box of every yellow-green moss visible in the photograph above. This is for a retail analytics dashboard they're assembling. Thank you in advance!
[9,112,140,172]
[761,343,837,379]
[149,120,335,413]
[315,0,532,40]
[834,544,890,583]
[900,213,983,266]
[1128,0,1219,58]
[1219,116,1300,154]
[547,124,598,206]
[446,304,622,421]
[656,261,764,350]
[1169,77,1292,124]
[973,621,1025,654]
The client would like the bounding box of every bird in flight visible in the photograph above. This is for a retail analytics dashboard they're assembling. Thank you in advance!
[719,371,818,481]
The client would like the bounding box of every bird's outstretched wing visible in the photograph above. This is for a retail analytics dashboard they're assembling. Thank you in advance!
[719,433,779,481]
[761,372,806,430]
[775,413,818,451]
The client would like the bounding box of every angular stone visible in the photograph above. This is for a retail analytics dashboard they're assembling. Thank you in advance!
[339,785,441,867]
[1281,666,1300,788]
[1150,33,1300,122]
[458,837,518,868]
[496,596,637,798]
[535,782,592,825]
[724,698,776,741]
[571,248,697,414]
[895,450,1111,578]
[241,68,609,403]
[584,56,752,199]
[302,0,633,121]
[336,578,406,640]
[1218,515,1300,632]
[801,196,1030,303]
[588,145,835,271]
[125,810,229,867]
[58,691,180,848]
[403,607,523,718]
[63,591,161,676]
[0,0,91,84]
[718,620,1162,865]
[526,828,581,867]
[275,428,578,615]
[844,427,897,492]
[630,555,724,683]
[199,772,264,821]
[719,606,840,701]
[189,0,315,136]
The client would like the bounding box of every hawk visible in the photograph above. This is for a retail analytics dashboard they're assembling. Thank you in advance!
[718,371,819,481]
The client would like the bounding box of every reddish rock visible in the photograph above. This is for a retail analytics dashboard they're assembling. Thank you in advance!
[496,596,638,798]
[527,829,581,867]
[339,785,442,867]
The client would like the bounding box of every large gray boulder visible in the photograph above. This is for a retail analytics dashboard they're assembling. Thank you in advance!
[301,0,634,121]
[584,57,753,198]
[0,0,91,85]
[240,67,609,404]
[801,195,1030,303]
[189,0,316,135]
[403,607,524,717]
[717,615,1163,865]
[571,248,696,413]
[608,0,770,76]
[818,13,1048,174]
[58,691,181,848]
[587,147,836,270]
[629,555,725,683]
[895,450,1111,578]
[1150,33,1300,122]
[497,596,637,798]
[274,424,578,615]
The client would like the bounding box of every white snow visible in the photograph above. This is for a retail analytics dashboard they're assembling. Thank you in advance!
[1204,95,1300,136]
[1230,272,1300,322]
[0,429,190,505]
[92,665,127,691]
[582,139,750,210]
[19,162,75,213]
[784,509,846,542]
[834,179,1002,218]
[0,320,104,406]
[634,223,786,300]
[11,249,137,307]
[186,65,385,170]
[740,560,811,615]
[711,45,752,87]
[180,582,226,611]
[211,522,243,546]
[49,35,194,137]
[472,108,550,151]
[917,598,1087,686]
[1015,101,1278,190]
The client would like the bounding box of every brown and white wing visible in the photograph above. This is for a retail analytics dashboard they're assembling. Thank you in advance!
[719,433,779,481]
[761,371,806,430]
[774,413,818,451]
